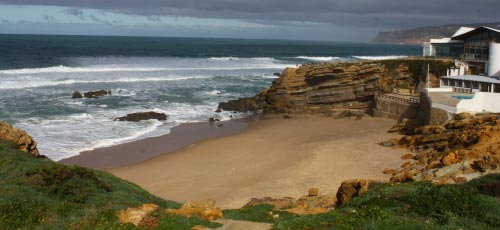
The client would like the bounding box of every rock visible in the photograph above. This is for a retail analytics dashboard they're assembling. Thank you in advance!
[286,188,336,216]
[209,117,220,123]
[166,199,223,221]
[336,179,370,206]
[114,112,168,122]
[384,113,500,184]
[401,153,414,160]
[401,161,412,169]
[0,121,40,157]
[83,90,112,98]
[218,60,448,114]
[308,188,319,197]
[215,108,222,113]
[383,168,396,175]
[72,91,83,99]
[118,203,159,226]
[242,197,296,210]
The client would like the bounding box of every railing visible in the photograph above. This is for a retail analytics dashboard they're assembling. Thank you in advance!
[452,87,473,94]
[378,94,420,104]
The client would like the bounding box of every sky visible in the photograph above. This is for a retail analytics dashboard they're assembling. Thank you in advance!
[0,0,499,41]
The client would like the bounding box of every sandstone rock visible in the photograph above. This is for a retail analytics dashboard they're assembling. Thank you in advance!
[166,199,223,221]
[218,60,447,114]
[114,112,168,122]
[336,179,370,206]
[401,161,412,169]
[242,197,296,210]
[401,153,414,160]
[308,188,319,197]
[118,203,159,226]
[383,168,396,175]
[72,91,83,99]
[0,121,40,157]
[384,113,500,183]
[286,188,336,216]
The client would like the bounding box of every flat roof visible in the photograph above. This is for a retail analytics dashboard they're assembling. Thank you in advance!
[442,75,500,84]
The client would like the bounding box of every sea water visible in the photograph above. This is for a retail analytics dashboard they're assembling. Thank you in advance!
[0,35,420,160]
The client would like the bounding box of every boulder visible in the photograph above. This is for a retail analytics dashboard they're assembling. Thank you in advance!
[114,112,168,122]
[286,188,336,215]
[83,90,111,98]
[242,197,296,210]
[0,121,40,157]
[72,91,83,99]
[166,199,223,221]
[336,179,370,206]
[118,203,159,226]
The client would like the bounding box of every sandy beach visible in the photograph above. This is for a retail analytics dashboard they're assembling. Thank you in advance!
[106,116,409,209]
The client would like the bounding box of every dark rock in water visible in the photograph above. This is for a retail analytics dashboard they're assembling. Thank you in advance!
[72,91,83,99]
[215,108,222,113]
[273,72,281,77]
[218,98,260,112]
[83,90,112,98]
[114,112,168,122]
[209,117,220,123]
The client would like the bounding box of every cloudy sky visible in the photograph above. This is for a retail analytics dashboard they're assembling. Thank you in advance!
[0,0,498,41]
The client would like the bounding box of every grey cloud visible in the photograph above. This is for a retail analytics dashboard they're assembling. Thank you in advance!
[0,0,499,37]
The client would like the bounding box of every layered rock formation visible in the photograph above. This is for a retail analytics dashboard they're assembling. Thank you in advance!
[166,199,223,221]
[114,112,168,122]
[219,59,452,116]
[382,113,500,184]
[0,121,40,157]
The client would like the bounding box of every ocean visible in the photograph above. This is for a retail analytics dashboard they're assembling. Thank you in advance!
[0,34,421,160]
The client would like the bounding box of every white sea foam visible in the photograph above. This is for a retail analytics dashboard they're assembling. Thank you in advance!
[353,55,408,60]
[295,56,343,62]
[208,57,240,61]
[0,76,211,89]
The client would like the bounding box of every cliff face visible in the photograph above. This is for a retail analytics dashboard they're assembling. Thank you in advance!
[219,59,452,115]
[0,121,40,157]
[373,22,500,45]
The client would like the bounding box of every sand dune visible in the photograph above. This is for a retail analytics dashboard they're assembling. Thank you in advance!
[108,116,408,209]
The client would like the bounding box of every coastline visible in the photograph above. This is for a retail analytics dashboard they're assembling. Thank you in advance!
[106,116,409,209]
[60,115,260,169]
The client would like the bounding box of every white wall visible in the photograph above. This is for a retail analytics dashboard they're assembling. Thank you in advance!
[457,92,500,113]
[488,42,500,77]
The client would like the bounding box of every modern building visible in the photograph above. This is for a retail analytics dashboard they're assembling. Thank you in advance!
[423,26,500,114]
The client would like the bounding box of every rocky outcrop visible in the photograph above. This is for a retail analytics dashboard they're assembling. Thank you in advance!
[335,179,371,206]
[118,203,159,226]
[114,112,168,122]
[243,188,336,215]
[242,197,296,210]
[218,59,452,115]
[381,113,500,184]
[0,121,40,157]
[166,199,223,221]
[72,90,111,99]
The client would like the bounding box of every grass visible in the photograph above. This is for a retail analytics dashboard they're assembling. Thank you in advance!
[0,140,219,230]
[221,176,500,230]
[1,138,499,230]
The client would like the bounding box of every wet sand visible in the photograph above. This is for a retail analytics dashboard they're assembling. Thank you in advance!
[60,116,258,169]
[106,116,409,209]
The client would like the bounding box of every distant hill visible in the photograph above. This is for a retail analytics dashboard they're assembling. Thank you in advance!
[373,22,500,45]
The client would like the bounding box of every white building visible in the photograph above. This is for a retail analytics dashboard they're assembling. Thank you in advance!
[423,26,500,114]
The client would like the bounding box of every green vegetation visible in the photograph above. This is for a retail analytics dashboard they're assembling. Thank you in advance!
[1,138,499,230]
[0,140,217,229]
[223,177,500,230]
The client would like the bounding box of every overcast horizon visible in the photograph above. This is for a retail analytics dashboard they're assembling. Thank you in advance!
[0,0,499,42]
